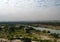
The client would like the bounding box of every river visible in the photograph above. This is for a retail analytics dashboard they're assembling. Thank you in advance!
[34,27,60,34]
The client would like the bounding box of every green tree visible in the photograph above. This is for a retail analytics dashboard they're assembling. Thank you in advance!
[23,38,32,42]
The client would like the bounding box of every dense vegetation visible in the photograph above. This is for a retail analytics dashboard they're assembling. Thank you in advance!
[0,24,59,42]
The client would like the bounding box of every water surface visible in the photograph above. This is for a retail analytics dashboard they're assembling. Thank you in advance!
[34,27,60,34]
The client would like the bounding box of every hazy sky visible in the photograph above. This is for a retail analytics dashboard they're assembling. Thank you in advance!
[0,0,60,21]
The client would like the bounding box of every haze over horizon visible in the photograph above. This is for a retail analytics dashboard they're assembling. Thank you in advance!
[0,0,60,21]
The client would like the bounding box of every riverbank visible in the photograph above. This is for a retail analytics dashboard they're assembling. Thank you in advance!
[39,24,60,30]
[31,24,60,30]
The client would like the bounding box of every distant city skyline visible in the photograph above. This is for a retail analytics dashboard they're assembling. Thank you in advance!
[0,0,60,21]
